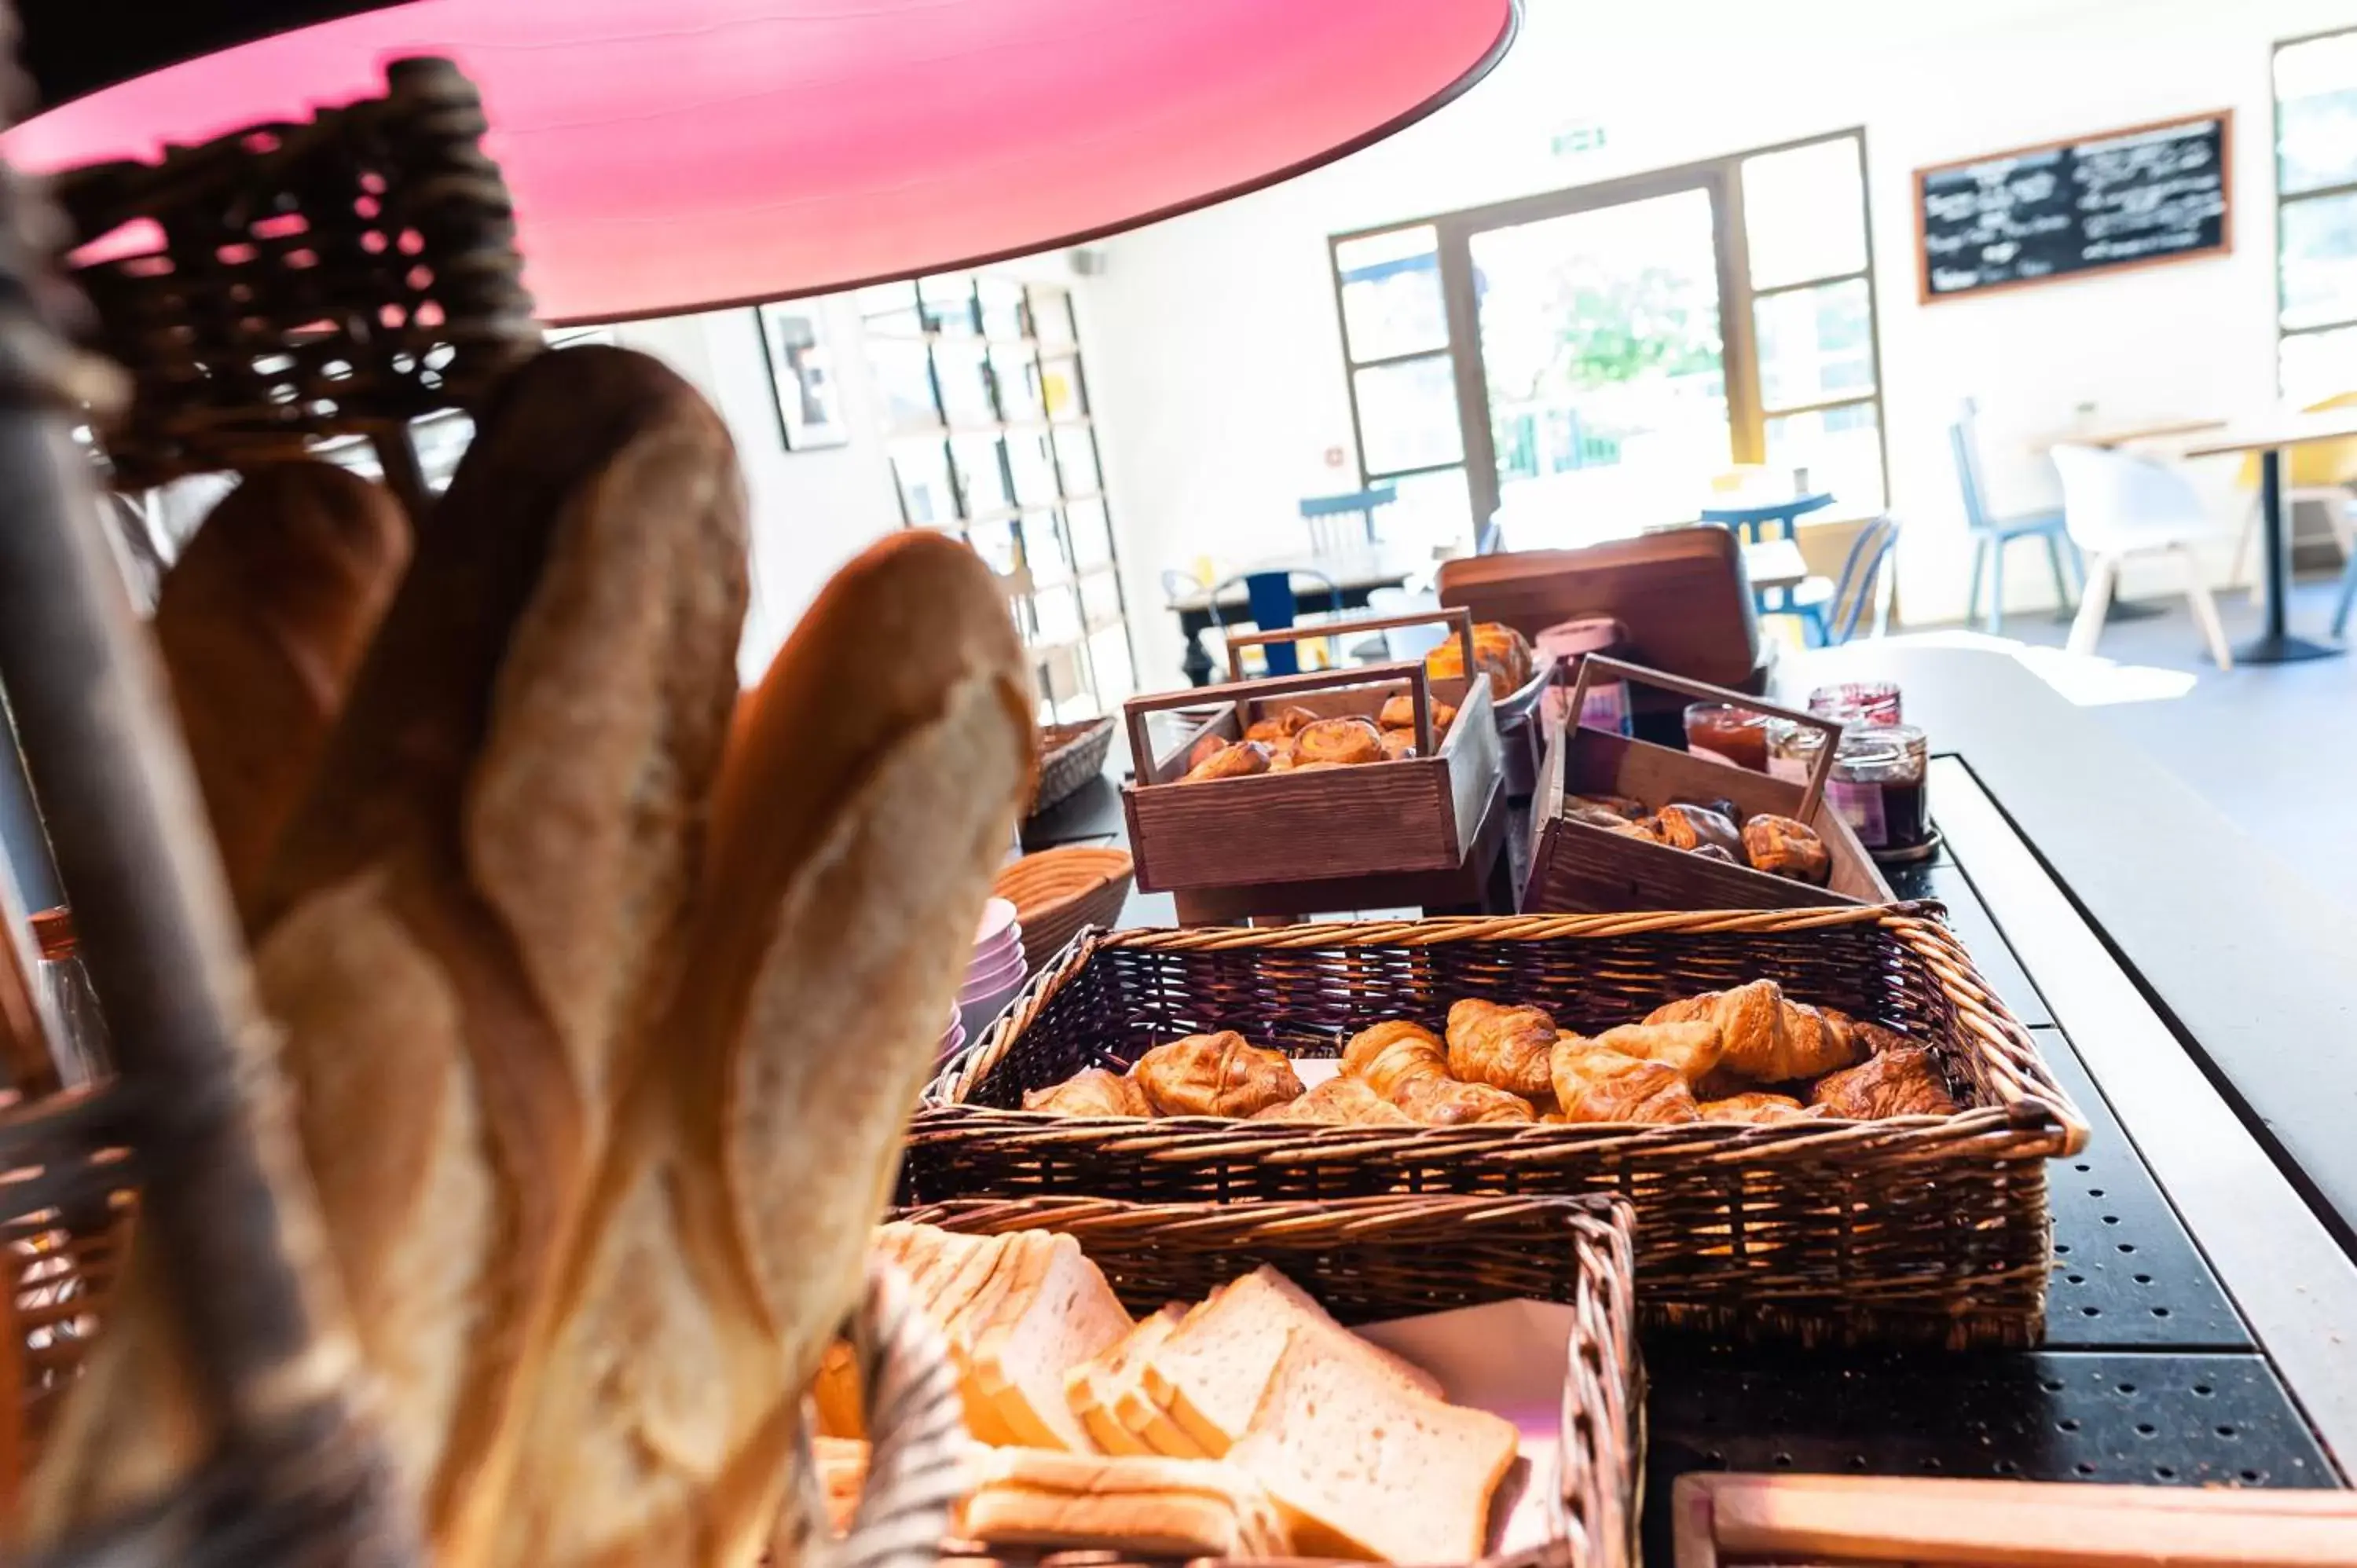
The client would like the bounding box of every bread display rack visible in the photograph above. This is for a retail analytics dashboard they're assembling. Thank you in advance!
[900,1193,1640,1568]
[0,50,979,1568]
[1121,625,1508,922]
[911,904,2088,1349]
[1523,658,1892,914]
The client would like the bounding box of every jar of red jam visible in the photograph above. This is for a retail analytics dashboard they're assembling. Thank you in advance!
[1683,702,1769,771]
[1827,725,1930,852]
[1807,680,1903,727]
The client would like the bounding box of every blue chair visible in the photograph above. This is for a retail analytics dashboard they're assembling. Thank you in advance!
[1298,485,1397,555]
[1208,569,1342,675]
[1952,398,2079,634]
[1779,515,1898,647]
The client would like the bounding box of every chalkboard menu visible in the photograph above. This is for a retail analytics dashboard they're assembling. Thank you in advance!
[1915,112,2232,302]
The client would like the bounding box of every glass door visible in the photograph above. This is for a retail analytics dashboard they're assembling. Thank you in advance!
[1465,179,1738,543]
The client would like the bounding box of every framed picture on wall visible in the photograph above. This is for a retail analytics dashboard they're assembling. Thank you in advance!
[755,304,851,450]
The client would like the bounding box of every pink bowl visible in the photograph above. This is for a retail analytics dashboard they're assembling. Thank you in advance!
[959,951,1028,1003]
[969,925,1025,972]
[957,969,1027,1044]
[974,896,1020,947]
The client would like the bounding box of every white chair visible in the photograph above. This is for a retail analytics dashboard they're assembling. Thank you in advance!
[2049,443,2232,670]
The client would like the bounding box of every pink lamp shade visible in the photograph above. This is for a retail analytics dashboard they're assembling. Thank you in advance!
[8,0,1516,324]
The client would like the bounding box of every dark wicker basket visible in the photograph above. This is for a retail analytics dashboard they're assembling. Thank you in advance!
[56,56,539,496]
[909,904,2088,1349]
[0,1086,135,1465]
[1030,717,1116,817]
[898,1193,1640,1568]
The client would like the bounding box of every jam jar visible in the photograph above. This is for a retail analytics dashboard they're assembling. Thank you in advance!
[1827,725,1930,852]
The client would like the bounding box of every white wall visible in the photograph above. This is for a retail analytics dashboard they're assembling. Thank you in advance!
[1084,0,2357,685]
[607,303,904,682]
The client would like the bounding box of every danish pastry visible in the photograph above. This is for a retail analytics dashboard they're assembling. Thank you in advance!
[1741,814,1831,885]
[1243,705,1319,744]
[1186,732,1232,773]
[1378,729,1417,761]
[1653,803,1743,858]
[1293,716,1384,766]
[1377,693,1457,732]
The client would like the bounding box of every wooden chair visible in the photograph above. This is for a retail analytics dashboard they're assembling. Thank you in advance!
[1435,525,1769,698]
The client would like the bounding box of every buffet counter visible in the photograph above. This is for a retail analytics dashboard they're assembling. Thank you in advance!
[1021,644,2357,1545]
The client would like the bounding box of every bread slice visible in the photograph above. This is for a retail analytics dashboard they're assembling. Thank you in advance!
[1226,1329,1519,1563]
[940,1233,1054,1444]
[915,1231,1008,1329]
[1068,1304,1186,1456]
[970,1233,1133,1449]
[810,1339,863,1439]
[956,1448,1289,1559]
[1139,1266,1442,1456]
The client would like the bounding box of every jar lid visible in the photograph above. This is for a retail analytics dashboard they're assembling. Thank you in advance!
[29,906,75,961]
[1835,724,1923,762]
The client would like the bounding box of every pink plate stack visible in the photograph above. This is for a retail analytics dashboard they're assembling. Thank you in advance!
[955,896,1027,1049]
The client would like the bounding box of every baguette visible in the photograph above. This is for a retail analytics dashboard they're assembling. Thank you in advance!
[488,528,1035,1568]
[26,345,751,1558]
[152,461,411,921]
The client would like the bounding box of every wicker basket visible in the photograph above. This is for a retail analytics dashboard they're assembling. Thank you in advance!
[992,848,1135,971]
[1031,718,1117,818]
[896,1193,1640,1568]
[909,904,2088,1349]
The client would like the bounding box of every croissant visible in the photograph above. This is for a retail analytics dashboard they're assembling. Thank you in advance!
[1645,980,1861,1083]
[1549,1046,1699,1124]
[1585,1020,1722,1083]
[1182,740,1270,784]
[1132,1032,1304,1117]
[1699,1092,1820,1125]
[1295,716,1384,766]
[1249,1075,1417,1126]
[1025,1068,1153,1118]
[1243,705,1319,744]
[1835,1012,1917,1057]
[1377,693,1457,732]
[1446,999,1557,1097]
[1343,1020,1535,1126]
[1810,1046,1958,1119]
[1741,814,1831,885]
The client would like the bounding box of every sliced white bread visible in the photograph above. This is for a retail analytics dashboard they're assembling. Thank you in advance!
[810,1339,864,1439]
[1066,1304,1186,1456]
[956,1448,1289,1559]
[911,1229,1002,1324]
[972,1233,1133,1450]
[937,1233,1050,1444]
[1139,1265,1442,1456]
[1226,1329,1519,1563]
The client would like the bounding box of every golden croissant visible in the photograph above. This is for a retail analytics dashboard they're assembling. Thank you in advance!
[1132,1032,1303,1117]
[1645,980,1860,1083]
[1585,1020,1722,1083]
[1343,1020,1534,1126]
[1249,1075,1417,1126]
[1025,1067,1153,1117]
[1549,1046,1699,1124]
[1445,998,1557,1097]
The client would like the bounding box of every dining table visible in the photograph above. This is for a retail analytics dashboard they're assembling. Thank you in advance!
[2174,408,2357,664]
[2032,415,2229,452]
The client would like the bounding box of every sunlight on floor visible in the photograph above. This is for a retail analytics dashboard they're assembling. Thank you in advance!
[1876,631,2200,706]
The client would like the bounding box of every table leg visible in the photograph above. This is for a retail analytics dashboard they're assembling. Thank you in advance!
[1178,611,1214,687]
[2235,448,2344,665]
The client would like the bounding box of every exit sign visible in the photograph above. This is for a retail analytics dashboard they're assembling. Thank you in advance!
[1551,122,1608,158]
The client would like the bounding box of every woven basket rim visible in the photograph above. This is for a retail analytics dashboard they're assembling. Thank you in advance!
[893,1191,1642,1568]
[924,901,2088,1157]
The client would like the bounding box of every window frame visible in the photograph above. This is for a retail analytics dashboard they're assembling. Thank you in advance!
[1328,128,1889,535]
[2273,25,2357,395]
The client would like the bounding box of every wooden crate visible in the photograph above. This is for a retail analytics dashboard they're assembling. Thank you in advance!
[1121,655,1503,916]
[1226,608,1556,797]
[1523,657,1890,914]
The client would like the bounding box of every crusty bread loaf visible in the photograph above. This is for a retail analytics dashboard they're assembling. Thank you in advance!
[1227,1329,1517,1563]
[956,1449,1288,1559]
[27,345,751,1559]
[1139,1266,1442,1457]
[152,461,410,920]
[487,527,1035,1568]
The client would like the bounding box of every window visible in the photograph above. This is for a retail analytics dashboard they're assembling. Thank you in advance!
[2275,29,2357,402]
[1329,131,1887,545]
[858,277,1135,722]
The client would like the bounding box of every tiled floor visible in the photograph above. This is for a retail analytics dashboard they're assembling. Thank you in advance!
[1915,569,2357,904]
